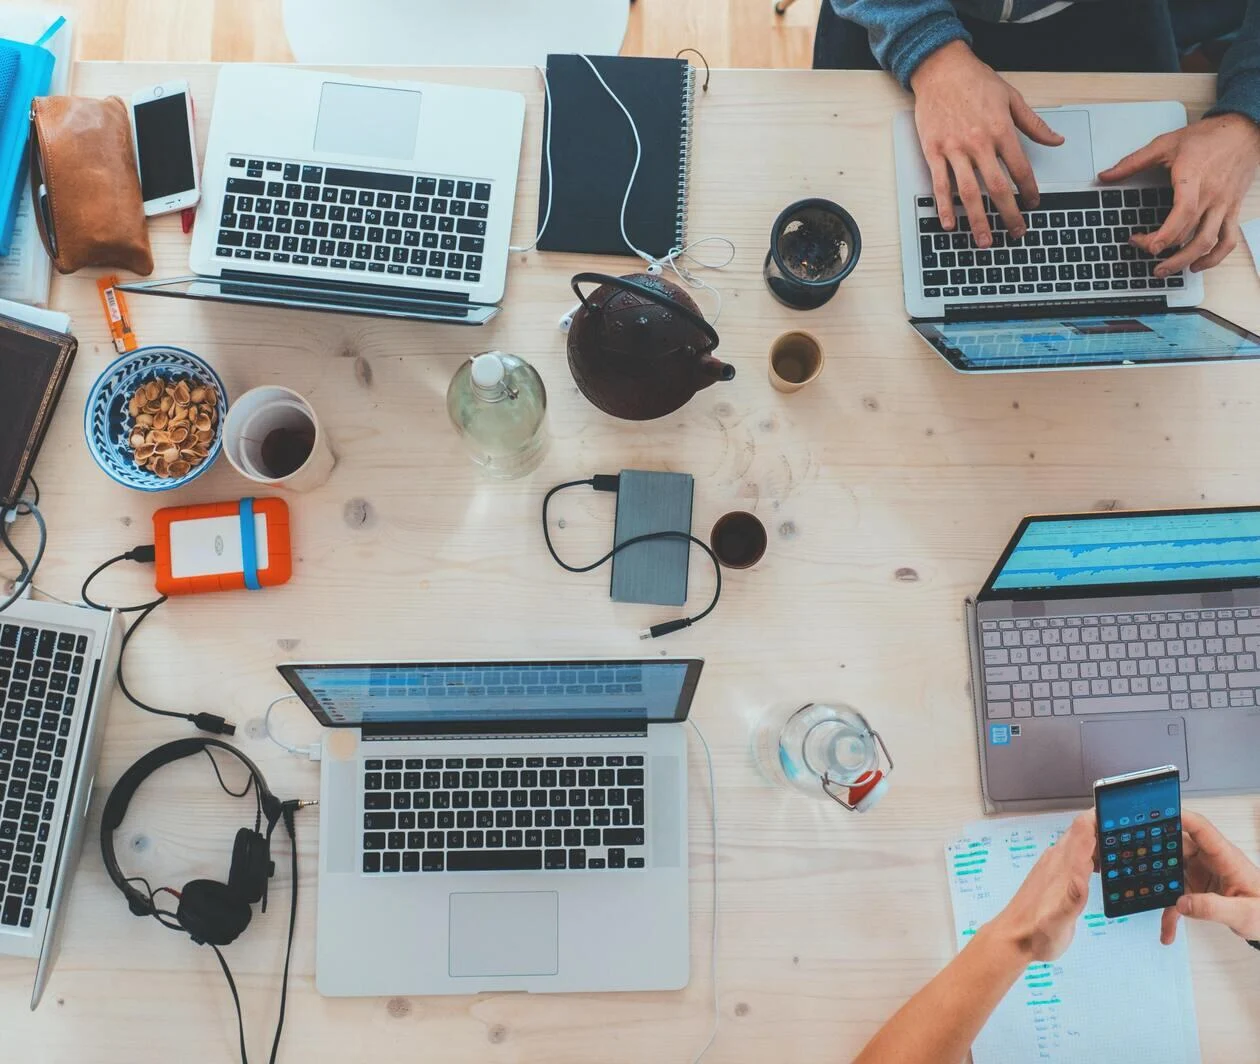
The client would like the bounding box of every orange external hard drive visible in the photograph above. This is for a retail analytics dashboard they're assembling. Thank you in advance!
[153,497,292,596]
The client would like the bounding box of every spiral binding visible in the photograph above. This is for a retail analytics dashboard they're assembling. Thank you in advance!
[676,63,697,253]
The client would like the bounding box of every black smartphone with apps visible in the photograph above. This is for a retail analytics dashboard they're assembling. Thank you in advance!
[1094,765,1184,919]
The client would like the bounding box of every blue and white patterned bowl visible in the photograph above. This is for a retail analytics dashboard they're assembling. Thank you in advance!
[84,346,229,492]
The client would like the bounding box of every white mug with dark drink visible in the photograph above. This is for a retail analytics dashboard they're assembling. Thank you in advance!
[222,385,334,492]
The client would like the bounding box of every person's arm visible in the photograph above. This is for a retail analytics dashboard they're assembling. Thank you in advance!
[1098,0,1260,275]
[1158,810,1260,947]
[853,813,1096,1064]
[826,0,970,90]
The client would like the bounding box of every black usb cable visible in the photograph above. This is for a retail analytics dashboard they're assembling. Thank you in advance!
[542,475,722,638]
[81,546,236,736]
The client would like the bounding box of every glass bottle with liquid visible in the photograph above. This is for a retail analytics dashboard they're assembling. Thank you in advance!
[758,702,893,813]
[446,351,548,479]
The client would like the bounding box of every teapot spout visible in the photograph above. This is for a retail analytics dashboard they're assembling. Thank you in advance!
[697,354,736,387]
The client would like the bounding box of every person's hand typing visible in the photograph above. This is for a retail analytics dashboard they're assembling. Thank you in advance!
[1099,114,1260,277]
[910,40,1064,249]
[988,812,1096,962]
[1160,811,1260,945]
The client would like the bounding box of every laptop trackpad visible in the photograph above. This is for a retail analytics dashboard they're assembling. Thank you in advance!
[1081,717,1189,785]
[448,892,559,978]
[1020,109,1095,185]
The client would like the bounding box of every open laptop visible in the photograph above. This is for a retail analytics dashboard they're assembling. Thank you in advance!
[966,506,1260,814]
[120,65,525,325]
[894,102,1260,373]
[277,657,702,996]
[0,599,120,1007]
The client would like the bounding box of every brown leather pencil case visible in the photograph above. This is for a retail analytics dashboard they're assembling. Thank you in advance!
[29,95,153,275]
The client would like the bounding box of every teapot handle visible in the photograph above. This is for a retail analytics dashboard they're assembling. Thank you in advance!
[571,272,720,351]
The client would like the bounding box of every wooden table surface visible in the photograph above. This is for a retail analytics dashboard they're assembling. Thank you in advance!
[3,61,1260,1064]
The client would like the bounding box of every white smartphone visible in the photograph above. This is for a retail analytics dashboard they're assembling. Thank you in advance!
[129,80,200,216]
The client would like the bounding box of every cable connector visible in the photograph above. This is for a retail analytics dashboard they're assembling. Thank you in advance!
[281,799,319,814]
[591,473,620,493]
[641,618,694,639]
[191,712,237,736]
[124,544,157,563]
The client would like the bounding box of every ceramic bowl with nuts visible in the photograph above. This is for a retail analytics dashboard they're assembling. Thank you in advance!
[84,346,229,492]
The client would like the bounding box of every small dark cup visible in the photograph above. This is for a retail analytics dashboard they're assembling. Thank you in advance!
[763,198,862,310]
[710,511,768,569]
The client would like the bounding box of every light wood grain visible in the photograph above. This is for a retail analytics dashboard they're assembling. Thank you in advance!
[57,0,822,68]
[2,62,1260,1064]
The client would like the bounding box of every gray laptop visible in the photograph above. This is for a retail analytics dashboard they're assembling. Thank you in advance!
[0,598,120,1008]
[893,101,1260,374]
[277,657,701,996]
[966,507,1260,814]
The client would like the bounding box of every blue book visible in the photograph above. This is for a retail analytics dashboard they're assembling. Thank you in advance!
[0,18,61,256]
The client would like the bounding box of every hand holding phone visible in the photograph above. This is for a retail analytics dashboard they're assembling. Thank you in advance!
[1160,811,1260,944]
[1095,765,1184,919]
[130,80,199,216]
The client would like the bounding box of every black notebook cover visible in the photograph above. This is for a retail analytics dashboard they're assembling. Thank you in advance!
[0,312,77,507]
[538,54,695,258]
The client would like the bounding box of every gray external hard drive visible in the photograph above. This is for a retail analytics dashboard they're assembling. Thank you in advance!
[610,470,694,607]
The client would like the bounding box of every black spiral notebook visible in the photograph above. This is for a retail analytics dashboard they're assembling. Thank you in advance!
[537,54,696,259]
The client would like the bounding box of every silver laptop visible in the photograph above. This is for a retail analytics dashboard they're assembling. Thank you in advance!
[966,507,1260,814]
[894,102,1260,373]
[277,657,701,996]
[120,65,525,325]
[0,598,120,1008]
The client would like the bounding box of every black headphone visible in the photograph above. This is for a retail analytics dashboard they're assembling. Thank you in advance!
[100,737,281,944]
[100,737,308,1064]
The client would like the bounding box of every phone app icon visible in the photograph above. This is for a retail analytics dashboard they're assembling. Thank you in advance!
[1109,892,1120,902]
[1119,817,1131,826]
[1135,812,1146,823]
[1104,835,1117,846]
[1169,881,1180,891]
[1139,886,1150,896]
[1106,853,1117,863]
[1120,832,1132,843]
[1167,840,1178,852]
[1135,829,1146,840]
[1150,809,1162,820]
[1137,863,1148,873]
[1151,827,1162,837]
[1168,857,1179,867]
[1124,889,1135,899]
[1152,843,1163,854]
[1103,819,1116,830]
[1137,847,1147,857]
[1107,869,1119,879]
[1154,884,1165,894]
[1153,860,1163,870]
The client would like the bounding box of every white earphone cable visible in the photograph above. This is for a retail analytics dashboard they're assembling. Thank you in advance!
[509,64,556,255]
[687,717,720,1064]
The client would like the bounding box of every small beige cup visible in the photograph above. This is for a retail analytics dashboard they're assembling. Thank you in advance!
[769,331,824,393]
[222,385,335,492]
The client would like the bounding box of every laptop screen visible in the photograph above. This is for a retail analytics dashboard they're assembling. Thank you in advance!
[982,508,1260,596]
[913,308,1260,372]
[277,659,703,731]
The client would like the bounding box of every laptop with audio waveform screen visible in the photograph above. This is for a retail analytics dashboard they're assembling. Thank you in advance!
[913,307,1260,372]
[982,507,1260,596]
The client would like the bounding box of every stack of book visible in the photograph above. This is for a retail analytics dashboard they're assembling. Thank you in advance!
[0,8,71,307]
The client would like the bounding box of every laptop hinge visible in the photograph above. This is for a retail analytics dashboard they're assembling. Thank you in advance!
[219,268,473,306]
[359,719,651,741]
[943,295,1169,324]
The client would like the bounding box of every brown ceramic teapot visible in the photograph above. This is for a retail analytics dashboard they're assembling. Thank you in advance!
[566,272,735,421]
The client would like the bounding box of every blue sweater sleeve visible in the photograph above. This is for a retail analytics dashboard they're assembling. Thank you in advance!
[828,0,972,88]
[1207,0,1260,126]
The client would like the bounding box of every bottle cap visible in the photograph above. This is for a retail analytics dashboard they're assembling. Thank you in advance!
[470,353,506,390]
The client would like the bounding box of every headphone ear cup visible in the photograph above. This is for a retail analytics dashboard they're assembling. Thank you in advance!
[228,828,272,905]
[177,879,253,946]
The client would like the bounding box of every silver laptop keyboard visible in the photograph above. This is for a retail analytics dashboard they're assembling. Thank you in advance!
[917,188,1184,300]
[0,623,86,929]
[980,607,1260,719]
[216,157,490,284]
[362,754,647,874]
